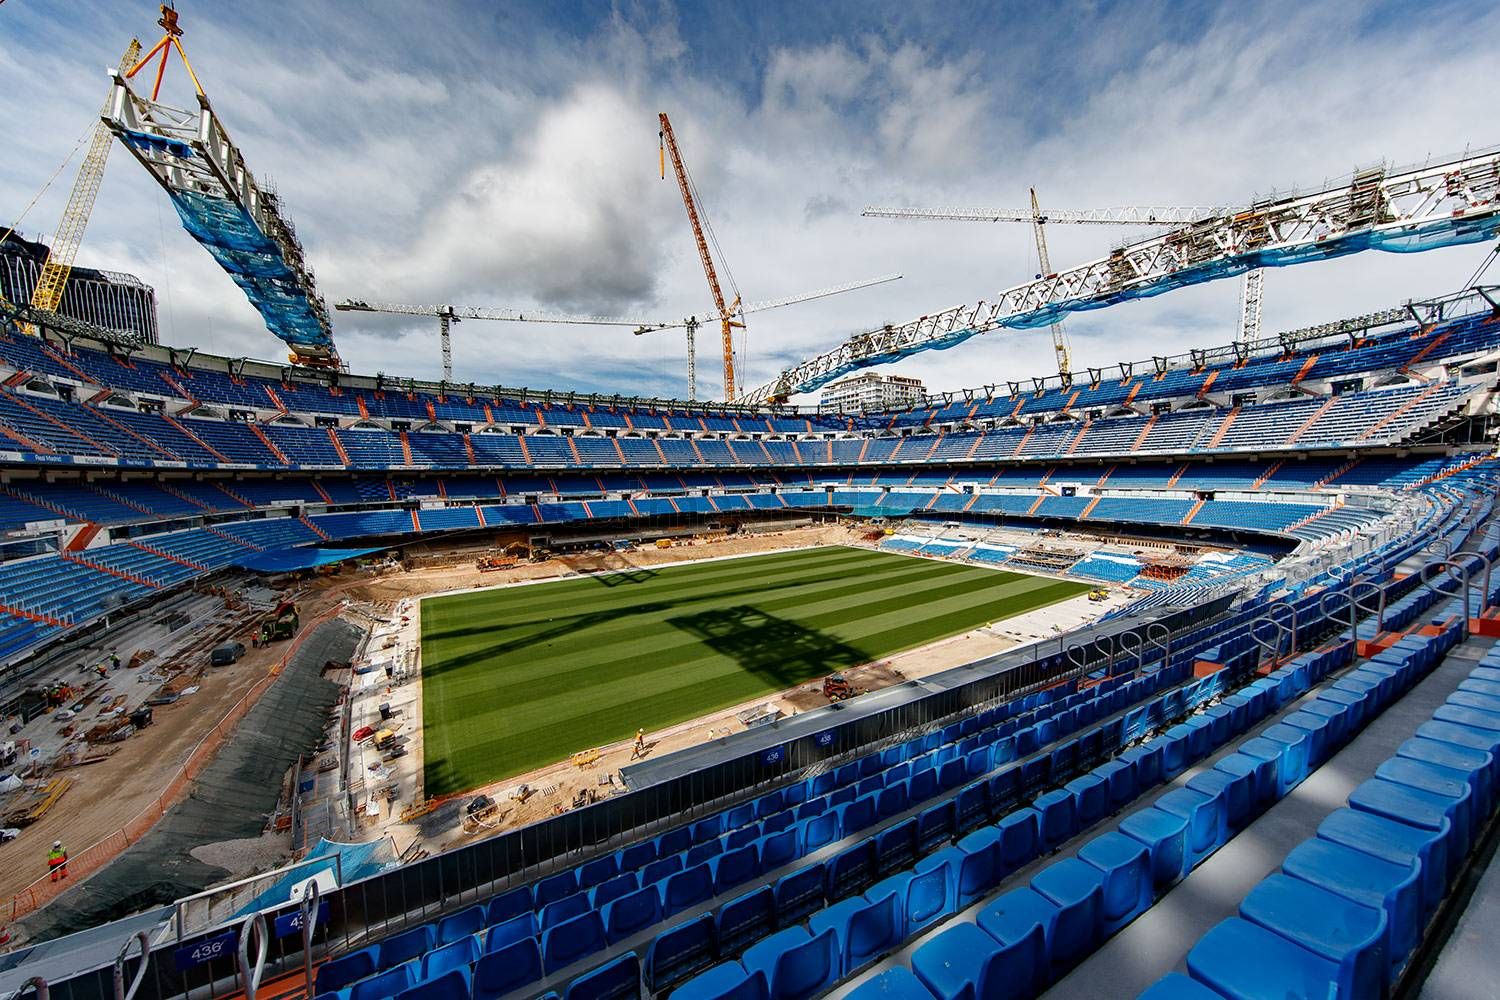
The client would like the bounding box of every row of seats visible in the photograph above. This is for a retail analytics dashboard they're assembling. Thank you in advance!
[811,636,1362,1000]
[313,663,1198,1000]
[6,309,1489,433]
[0,378,1476,471]
[1146,615,1489,999]
[0,455,1442,532]
[538,636,1294,998]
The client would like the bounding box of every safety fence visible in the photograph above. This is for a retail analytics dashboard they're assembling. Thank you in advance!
[7,604,348,922]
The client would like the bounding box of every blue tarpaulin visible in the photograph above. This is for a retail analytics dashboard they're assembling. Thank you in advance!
[231,546,385,573]
[235,837,396,917]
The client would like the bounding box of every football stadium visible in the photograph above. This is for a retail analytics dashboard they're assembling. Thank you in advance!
[0,4,1499,1000]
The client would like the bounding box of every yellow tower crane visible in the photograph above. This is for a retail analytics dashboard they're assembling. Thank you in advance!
[23,39,143,330]
[658,113,744,401]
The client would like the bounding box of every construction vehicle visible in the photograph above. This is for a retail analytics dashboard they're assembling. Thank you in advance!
[461,795,502,833]
[1088,589,1110,602]
[823,674,862,702]
[258,600,300,644]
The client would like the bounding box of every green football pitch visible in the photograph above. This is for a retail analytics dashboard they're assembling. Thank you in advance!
[419,546,1090,795]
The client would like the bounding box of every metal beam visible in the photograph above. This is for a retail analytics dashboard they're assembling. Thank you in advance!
[746,147,1500,402]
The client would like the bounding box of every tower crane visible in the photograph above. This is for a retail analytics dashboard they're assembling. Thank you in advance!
[19,40,143,334]
[658,112,743,400]
[333,273,899,392]
[862,195,1267,373]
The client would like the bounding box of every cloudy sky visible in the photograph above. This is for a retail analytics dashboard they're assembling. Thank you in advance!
[1,0,1496,401]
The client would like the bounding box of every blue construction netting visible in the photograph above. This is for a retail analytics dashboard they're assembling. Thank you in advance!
[231,545,385,573]
[235,837,397,917]
[167,189,334,355]
[796,214,1500,393]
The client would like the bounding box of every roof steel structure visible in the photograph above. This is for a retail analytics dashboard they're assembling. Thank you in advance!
[744,148,1500,402]
[101,71,336,364]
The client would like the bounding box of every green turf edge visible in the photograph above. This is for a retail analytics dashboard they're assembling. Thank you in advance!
[418,546,1091,794]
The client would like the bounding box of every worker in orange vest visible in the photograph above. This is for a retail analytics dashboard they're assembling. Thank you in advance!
[47,840,67,882]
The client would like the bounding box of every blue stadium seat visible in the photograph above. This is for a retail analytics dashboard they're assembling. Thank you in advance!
[1117,807,1189,890]
[842,967,932,1000]
[604,885,662,944]
[420,939,479,981]
[974,888,1054,996]
[543,910,609,973]
[661,863,716,919]
[397,969,471,1000]
[378,926,434,971]
[473,938,543,1000]
[1237,874,1387,1000]
[1186,917,1344,1000]
[1077,832,1153,934]
[718,886,774,954]
[543,893,592,930]
[351,964,417,1000]
[1030,859,1104,975]
[648,913,718,991]
[669,964,768,1000]
[911,920,1028,1000]
[315,948,377,995]
[565,951,640,1000]
[774,863,825,927]
[1280,838,1422,965]
[1136,973,1225,999]
[484,912,538,954]
[740,926,839,1000]
[1155,787,1227,869]
[816,893,894,977]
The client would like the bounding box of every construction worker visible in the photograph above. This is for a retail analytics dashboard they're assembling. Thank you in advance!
[633,729,646,758]
[47,841,67,882]
[109,650,121,671]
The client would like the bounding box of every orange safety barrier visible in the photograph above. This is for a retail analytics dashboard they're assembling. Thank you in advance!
[8,604,346,921]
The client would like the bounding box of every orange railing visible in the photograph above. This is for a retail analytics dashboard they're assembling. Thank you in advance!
[8,605,346,921]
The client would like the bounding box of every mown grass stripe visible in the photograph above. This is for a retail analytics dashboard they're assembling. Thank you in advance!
[421,547,1089,793]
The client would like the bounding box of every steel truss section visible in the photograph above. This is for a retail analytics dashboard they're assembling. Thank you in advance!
[102,71,336,363]
[747,148,1500,402]
[861,205,1227,225]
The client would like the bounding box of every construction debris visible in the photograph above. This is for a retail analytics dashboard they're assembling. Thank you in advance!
[5,777,72,827]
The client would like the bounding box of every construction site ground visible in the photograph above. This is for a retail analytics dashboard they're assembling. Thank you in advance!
[0,591,286,909]
[341,526,1121,859]
[11,620,357,946]
[3,522,1123,943]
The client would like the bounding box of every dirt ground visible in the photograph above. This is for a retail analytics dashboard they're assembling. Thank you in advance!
[3,522,1116,913]
[0,634,295,907]
[0,525,852,912]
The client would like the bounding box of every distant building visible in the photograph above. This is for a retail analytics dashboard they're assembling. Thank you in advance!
[819,372,925,413]
[0,233,159,345]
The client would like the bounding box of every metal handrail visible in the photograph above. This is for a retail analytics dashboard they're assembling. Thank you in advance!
[111,932,150,1000]
[1146,622,1172,667]
[236,912,268,1000]
[300,877,323,994]
[10,978,46,1000]
[1420,558,1472,640]
[1249,616,1289,669]
[1263,601,1299,653]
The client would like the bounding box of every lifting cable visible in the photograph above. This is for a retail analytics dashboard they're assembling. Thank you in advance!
[0,120,97,250]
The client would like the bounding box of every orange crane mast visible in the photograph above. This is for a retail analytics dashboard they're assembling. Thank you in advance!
[659,112,744,400]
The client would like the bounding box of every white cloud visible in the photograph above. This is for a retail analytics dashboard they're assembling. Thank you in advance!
[1,1,1495,403]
